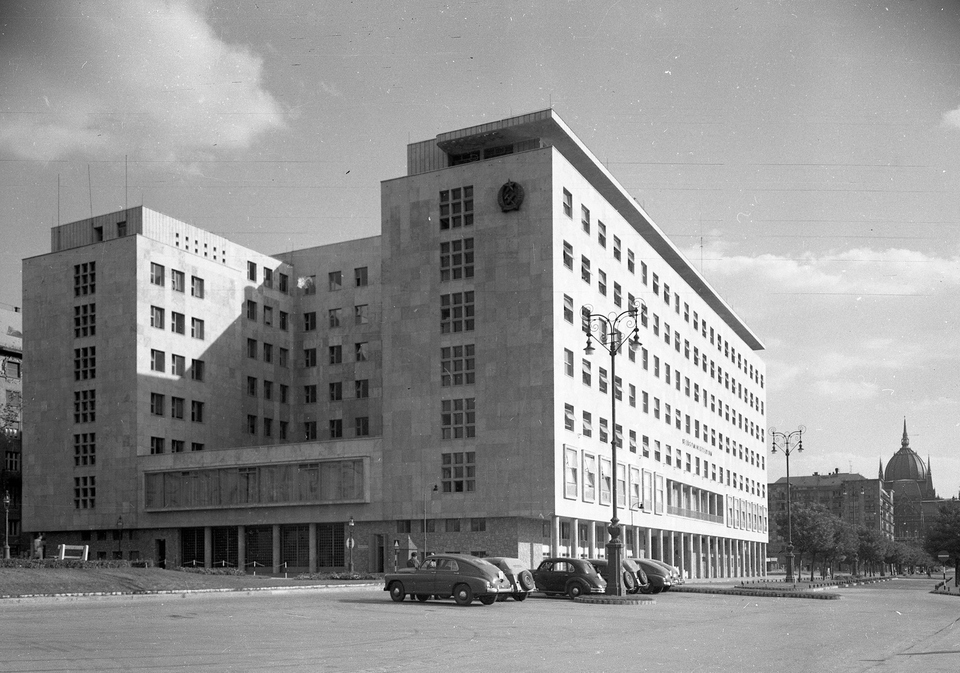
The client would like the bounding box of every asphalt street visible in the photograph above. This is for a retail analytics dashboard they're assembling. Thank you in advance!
[1,578,957,672]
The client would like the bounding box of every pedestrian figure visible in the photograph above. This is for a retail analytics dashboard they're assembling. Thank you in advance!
[406,551,419,568]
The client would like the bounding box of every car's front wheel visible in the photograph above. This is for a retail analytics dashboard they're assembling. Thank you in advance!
[389,582,405,602]
[567,581,587,599]
[512,592,528,601]
[453,583,474,606]
[415,594,429,602]
[479,595,497,605]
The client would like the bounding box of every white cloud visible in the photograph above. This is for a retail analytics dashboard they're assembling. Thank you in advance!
[0,0,285,162]
[943,107,960,130]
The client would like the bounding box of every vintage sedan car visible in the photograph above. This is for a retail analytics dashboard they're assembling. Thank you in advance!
[635,558,673,594]
[486,556,536,601]
[646,558,683,588]
[384,553,511,606]
[532,557,606,598]
[587,558,649,594]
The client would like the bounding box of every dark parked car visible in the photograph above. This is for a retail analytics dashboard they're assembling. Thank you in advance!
[587,558,649,594]
[486,556,536,601]
[635,558,673,594]
[532,557,606,598]
[384,553,511,606]
[646,558,683,588]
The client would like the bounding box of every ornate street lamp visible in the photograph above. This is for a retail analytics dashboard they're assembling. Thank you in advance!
[584,300,643,596]
[3,491,10,560]
[116,515,123,558]
[770,426,804,583]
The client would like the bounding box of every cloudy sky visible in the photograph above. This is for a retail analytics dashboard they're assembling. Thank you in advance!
[2,0,960,496]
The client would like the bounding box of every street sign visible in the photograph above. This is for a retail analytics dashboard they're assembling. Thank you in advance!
[937,550,950,562]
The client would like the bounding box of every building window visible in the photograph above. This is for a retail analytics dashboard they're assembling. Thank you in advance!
[263,418,273,437]
[74,475,96,509]
[564,403,575,431]
[471,518,486,532]
[355,304,368,325]
[191,318,204,340]
[441,451,476,492]
[440,239,475,281]
[581,256,591,284]
[279,273,288,293]
[627,250,635,274]
[563,295,574,323]
[171,396,184,420]
[563,241,573,269]
[150,306,164,329]
[581,205,590,233]
[613,283,621,308]
[171,312,185,335]
[355,267,368,287]
[613,236,621,261]
[280,384,289,403]
[564,349,574,377]
[191,442,204,452]
[600,458,611,505]
[330,381,343,401]
[171,270,185,293]
[247,415,258,435]
[355,416,370,436]
[263,343,273,363]
[73,390,96,423]
[582,411,593,437]
[304,312,317,331]
[330,418,343,438]
[263,268,274,288]
[304,348,317,367]
[302,275,317,295]
[564,446,578,499]
[441,398,475,439]
[247,261,257,282]
[150,436,165,455]
[263,381,273,400]
[355,379,369,399]
[247,376,258,397]
[328,271,342,291]
[440,292,475,333]
[441,345,475,386]
[304,384,317,404]
[329,308,341,328]
[150,263,164,286]
[582,358,591,386]
[74,262,96,296]
[171,440,185,453]
[191,401,204,423]
[355,342,368,362]
[583,454,597,502]
[191,276,204,298]
[329,345,342,364]
[150,393,165,416]
[191,359,205,381]
[279,422,287,440]
[598,270,606,296]
[280,311,289,330]
[73,433,95,466]
[149,349,163,373]
[562,189,572,218]
[73,303,96,338]
[440,186,474,229]
[279,348,289,367]
[247,339,258,359]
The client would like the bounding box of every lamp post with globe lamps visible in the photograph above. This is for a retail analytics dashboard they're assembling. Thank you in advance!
[770,426,804,583]
[3,491,10,560]
[584,300,643,596]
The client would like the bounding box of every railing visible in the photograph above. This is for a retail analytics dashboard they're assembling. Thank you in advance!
[667,506,724,523]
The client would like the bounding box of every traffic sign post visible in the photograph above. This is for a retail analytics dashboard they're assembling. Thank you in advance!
[937,551,950,582]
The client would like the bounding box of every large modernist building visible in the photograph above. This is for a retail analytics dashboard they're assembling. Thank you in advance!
[22,110,769,577]
[1,305,23,557]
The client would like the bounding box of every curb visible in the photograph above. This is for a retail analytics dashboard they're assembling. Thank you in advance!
[0,582,383,603]
[575,595,656,606]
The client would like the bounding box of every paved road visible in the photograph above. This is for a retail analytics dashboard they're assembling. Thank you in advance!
[1,578,958,672]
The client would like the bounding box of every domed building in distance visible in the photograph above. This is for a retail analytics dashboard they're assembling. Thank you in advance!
[882,420,940,541]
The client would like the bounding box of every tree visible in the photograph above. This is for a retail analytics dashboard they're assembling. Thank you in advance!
[776,503,837,580]
[858,527,888,576]
[923,501,960,586]
[831,521,859,575]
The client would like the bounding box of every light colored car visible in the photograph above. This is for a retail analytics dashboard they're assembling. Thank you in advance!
[486,556,536,601]
[383,553,510,606]
[635,558,673,594]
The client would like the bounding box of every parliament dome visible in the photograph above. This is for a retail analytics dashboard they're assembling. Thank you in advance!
[883,421,928,482]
